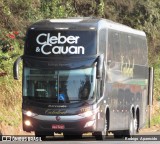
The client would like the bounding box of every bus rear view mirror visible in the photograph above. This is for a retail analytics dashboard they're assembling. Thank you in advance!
[13,56,23,80]
[96,54,104,79]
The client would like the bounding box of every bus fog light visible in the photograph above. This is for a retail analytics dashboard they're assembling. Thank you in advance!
[24,120,31,126]
[84,120,95,128]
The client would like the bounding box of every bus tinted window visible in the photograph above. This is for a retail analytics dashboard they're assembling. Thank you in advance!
[99,29,106,55]
[23,67,96,103]
[25,30,97,57]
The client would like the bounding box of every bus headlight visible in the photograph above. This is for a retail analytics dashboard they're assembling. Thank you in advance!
[78,111,93,117]
[23,110,37,117]
[84,120,95,128]
[24,120,32,126]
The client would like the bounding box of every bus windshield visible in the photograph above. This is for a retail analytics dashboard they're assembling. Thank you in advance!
[23,67,96,103]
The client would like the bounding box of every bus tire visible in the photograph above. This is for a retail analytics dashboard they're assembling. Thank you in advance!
[94,113,109,140]
[135,110,139,133]
[35,131,46,141]
[94,131,106,140]
[106,108,110,132]
[63,132,82,139]
[125,113,135,137]
[114,131,124,138]
[35,131,54,141]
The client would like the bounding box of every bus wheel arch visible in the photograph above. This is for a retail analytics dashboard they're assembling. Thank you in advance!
[130,105,135,119]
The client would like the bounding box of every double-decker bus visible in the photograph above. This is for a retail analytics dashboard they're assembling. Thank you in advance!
[13,18,150,140]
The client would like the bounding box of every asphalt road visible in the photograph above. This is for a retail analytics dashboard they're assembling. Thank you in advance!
[1,131,160,144]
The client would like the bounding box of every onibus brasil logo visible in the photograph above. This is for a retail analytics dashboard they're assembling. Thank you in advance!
[36,33,85,55]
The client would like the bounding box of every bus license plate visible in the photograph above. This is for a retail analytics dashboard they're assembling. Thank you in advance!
[52,124,65,129]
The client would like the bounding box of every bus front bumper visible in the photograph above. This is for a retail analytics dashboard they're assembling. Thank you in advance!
[23,114,97,133]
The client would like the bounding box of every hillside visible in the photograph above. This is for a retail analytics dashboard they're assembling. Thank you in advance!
[0,0,160,134]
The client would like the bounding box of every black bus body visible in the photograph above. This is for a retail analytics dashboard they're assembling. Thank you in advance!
[13,18,149,140]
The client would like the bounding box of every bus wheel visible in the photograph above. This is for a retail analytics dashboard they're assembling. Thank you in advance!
[134,113,139,134]
[63,132,82,139]
[133,115,138,133]
[94,131,106,140]
[106,111,109,135]
[35,131,46,141]
[125,114,135,137]
[35,131,53,141]
[114,131,124,138]
[94,123,107,141]
[94,114,108,140]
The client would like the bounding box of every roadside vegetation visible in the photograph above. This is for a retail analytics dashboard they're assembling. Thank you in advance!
[0,0,160,130]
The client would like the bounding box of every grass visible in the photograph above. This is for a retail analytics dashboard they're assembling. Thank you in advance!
[0,40,23,127]
[0,73,22,127]
[150,110,160,126]
[0,104,22,126]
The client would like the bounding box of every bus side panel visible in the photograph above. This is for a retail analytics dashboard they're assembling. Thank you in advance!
[133,65,149,128]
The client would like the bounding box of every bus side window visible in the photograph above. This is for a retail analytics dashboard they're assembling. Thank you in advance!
[113,32,120,61]
[141,39,147,65]
[99,28,106,56]
[100,64,105,97]
[143,40,148,65]
[108,30,114,62]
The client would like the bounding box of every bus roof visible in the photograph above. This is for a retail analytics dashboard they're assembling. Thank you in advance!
[104,19,146,36]
[29,17,146,36]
